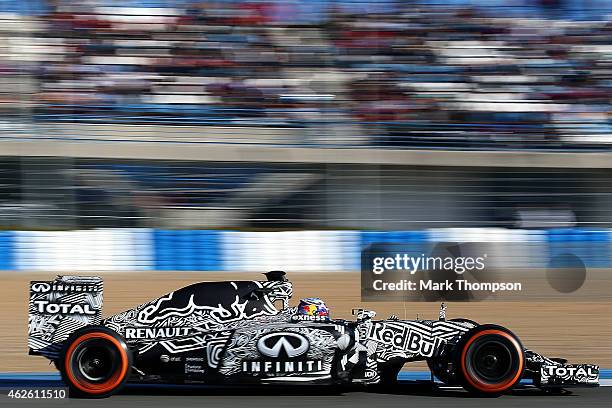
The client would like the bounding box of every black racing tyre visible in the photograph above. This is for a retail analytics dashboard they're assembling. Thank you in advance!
[454,324,525,396]
[59,326,132,398]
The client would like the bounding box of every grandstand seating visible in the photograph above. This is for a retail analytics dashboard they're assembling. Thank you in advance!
[0,2,609,150]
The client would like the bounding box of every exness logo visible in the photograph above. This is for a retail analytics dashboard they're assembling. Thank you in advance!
[257,332,309,358]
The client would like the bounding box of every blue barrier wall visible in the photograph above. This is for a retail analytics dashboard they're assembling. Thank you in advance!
[0,231,15,270]
[547,228,610,268]
[0,228,610,271]
[154,230,221,271]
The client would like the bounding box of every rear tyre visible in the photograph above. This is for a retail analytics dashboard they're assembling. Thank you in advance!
[59,326,132,398]
[454,324,524,396]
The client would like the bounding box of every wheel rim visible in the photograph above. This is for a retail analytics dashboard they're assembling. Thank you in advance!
[75,341,117,382]
[469,340,513,383]
[65,332,128,395]
[460,329,524,393]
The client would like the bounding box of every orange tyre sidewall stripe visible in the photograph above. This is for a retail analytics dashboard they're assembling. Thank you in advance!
[460,329,524,393]
[65,332,128,395]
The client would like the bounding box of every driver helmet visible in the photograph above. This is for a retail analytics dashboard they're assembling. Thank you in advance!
[297,297,330,321]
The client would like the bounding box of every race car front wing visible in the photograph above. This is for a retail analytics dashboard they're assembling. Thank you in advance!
[525,350,599,388]
[539,363,600,387]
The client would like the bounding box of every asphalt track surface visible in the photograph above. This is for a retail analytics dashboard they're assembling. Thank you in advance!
[1,373,610,408]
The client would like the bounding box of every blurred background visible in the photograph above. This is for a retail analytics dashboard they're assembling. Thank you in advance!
[1,0,612,370]
[1,0,612,269]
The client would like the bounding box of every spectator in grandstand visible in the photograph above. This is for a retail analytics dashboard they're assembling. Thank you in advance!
[0,0,609,148]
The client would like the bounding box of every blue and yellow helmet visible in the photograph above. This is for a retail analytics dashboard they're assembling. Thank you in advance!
[297,297,330,320]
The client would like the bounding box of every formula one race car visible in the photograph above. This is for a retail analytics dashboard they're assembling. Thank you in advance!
[28,272,599,398]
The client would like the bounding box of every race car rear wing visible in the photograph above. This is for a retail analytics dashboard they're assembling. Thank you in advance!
[28,276,103,359]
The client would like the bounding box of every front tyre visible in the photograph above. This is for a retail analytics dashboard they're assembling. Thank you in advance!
[60,326,132,398]
[455,324,525,396]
